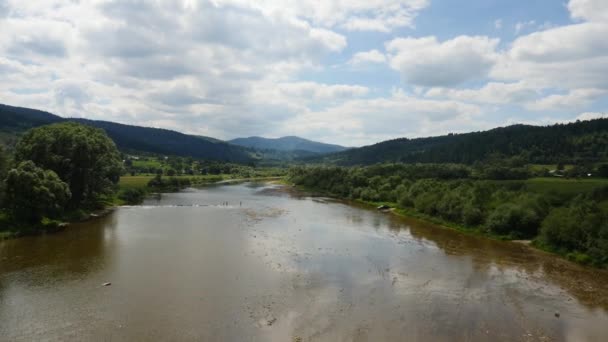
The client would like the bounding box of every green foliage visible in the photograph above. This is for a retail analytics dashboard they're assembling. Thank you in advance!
[229,136,346,154]
[15,122,122,207]
[4,161,71,222]
[0,145,8,207]
[289,164,608,266]
[118,188,146,205]
[312,118,608,165]
[485,203,540,237]
[0,104,254,163]
[538,199,608,266]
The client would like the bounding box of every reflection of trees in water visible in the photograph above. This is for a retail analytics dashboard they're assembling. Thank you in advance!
[278,184,608,311]
[396,213,608,310]
[0,212,118,279]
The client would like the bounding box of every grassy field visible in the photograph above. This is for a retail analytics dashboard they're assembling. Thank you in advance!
[528,164,575,172]
[118,175,155,189]
[118,174,236,190]
[131,159,163,169]
[524,177,608,195]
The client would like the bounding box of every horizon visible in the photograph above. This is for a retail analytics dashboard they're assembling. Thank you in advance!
[4,102,607,149]
[0,0,607,146]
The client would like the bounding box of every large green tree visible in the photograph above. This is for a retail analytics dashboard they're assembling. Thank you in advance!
[5,161,71,222]
[15,122,122,207]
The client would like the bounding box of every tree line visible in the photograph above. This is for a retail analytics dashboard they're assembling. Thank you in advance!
[312,118,608,166]
[288,165,608,267]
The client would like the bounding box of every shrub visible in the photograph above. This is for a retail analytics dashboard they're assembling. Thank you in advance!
[485,203,540,237]
[119,188,146,205]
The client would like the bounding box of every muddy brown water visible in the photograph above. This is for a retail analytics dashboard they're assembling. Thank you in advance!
[1,182,607,341]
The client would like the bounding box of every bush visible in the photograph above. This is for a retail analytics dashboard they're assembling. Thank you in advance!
[119,188,146,205]
[485,203,540,237]
[462,204,484,226]
[538,199,608,266]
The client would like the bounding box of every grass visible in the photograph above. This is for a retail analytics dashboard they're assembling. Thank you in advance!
[528,164,575,171]
[487,177,608,197]
[131,159,163,169]
[524,177,608,196]
[118,175,155,189]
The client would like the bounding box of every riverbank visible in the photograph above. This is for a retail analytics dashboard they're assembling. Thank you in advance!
[0,176,286,240]
[287,181,603,269]
[0,206,117,240]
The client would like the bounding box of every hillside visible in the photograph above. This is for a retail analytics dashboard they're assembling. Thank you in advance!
[0,104,253,163]
[229,136,347,154]
[309,119,608,165]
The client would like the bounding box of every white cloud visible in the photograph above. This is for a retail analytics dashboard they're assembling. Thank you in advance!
[425,82,539,105]
[514,20,535,34]
[568,0,608,22]
[525,88,606,111]
[0,0,606,145]
[386,35,499,87]
[276,82,369,102]
[575,112,608,121]
[492,2,608,90]
[508,23,608,63]
[0,0,359,140]
[282,89,483,145]
[349,49,387,65]
[226,0,430,32]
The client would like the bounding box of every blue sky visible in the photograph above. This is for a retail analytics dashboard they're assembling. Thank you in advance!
[0,0,606,146]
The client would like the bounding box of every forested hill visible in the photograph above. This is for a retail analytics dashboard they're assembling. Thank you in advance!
[0,104,253,162]
[229,136,347,153]
[308,119,608,165]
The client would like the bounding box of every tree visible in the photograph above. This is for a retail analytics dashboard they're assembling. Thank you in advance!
[0,145,8,207]
[15,122,122,207]
[485,203,540,237]
[5,161,71,222]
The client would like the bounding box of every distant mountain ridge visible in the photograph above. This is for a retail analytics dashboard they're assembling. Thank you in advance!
[309,119,608,165]
[229,136,347,154]
[0,104,253,162]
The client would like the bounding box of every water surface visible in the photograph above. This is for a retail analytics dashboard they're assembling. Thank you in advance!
[1,182,607,341]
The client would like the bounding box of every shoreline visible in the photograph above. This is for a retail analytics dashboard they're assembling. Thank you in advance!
[4,179,599,270]
[0,205,118,240]
[285,182,605,270]
[0,176,283,240]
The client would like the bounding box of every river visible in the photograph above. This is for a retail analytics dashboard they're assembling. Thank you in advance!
[1,182,607,341]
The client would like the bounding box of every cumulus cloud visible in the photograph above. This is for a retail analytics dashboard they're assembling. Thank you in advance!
[349,49,387,66]
[525,88,606,111]
[0,0,606,145]
[425,82,539,105]
[226,0,430,32]
[281,89,484,145]
[492,1,608,90]
[386,35,499,87]
[568,0,608,22]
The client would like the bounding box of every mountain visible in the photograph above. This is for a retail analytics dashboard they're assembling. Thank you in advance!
[0,104,253,163]
[308,119,608,165]
[229,136,347,154]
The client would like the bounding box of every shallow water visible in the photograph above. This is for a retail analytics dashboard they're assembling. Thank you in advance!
[1,182,607,341]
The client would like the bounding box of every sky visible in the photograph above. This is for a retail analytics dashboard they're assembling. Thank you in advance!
[0,0,607,146]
